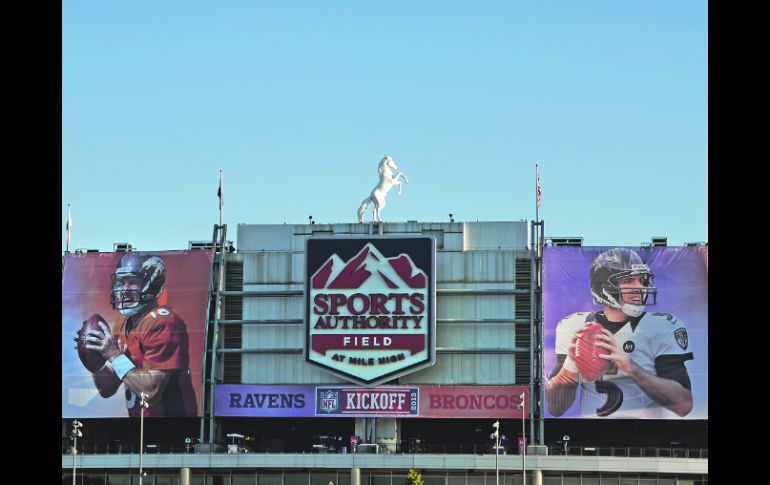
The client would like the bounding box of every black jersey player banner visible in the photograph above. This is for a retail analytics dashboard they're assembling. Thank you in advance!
[305,236,436,386]
[542,246,707,419]
[62,251,212,418]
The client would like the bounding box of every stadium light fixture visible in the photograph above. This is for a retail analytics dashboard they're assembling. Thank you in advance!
[71,420,83,485]
[492,420,500,485]
[518,392,526,485]
[138,392,149,485]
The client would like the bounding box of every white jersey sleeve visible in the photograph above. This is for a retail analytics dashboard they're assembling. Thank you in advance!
[646,312,692,357]
[554,312,590,355]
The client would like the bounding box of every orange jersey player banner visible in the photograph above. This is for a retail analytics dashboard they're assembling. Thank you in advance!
[62,250,212,418]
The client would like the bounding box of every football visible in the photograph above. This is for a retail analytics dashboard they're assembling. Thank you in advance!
[76,313,108,373]
[574,322,610,381]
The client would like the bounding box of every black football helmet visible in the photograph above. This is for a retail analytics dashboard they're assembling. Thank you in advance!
[110,253,166,316]
[589,248,657,317]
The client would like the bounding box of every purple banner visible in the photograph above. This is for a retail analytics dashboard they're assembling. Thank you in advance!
[542,246,708,419]
[215,385,314,417]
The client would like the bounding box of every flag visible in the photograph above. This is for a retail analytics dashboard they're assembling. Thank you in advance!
[217,170,223,225]
[66,203,72,252]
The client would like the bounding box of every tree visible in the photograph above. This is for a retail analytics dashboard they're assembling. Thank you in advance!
[406,469,424,485]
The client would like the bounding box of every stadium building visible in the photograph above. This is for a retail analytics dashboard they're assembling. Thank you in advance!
[62,220,708,485]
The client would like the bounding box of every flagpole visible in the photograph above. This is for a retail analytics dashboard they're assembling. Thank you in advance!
[66,203,72,253]
[218,170,223,226]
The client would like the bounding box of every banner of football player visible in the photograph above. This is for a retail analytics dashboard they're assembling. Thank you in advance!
[305,236,436,386]
[62,250,212,418]
[215,385,529,418]
[542,246,708,419]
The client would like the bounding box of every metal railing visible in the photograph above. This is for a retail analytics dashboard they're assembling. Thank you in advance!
[62,441,707,459]
[549,445,708,459]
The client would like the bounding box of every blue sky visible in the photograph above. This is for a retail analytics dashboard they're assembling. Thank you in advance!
[62,1,707,252]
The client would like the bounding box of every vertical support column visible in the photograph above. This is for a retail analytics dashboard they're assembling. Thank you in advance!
[537,221,544,446]
[374,418,397,453]
[201,224,228,444]
[209,224,228,442]
[529,220,545,446]
[180,467,191,485]
[529,222,542,444]
[531,469,542,485]
[200,224,223,443]
[351,467,361,485]
[529,224,536,444]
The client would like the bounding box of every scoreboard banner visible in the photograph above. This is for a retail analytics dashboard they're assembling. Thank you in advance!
[215,385,528,418]
[542,246,708,419]
[305,236,436,386]
[62,251,212,418]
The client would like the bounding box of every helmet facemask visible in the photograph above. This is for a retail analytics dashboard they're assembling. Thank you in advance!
[601,271,657,317]
[109,255,166,317]
[111,275,154,316]
[590,249,658,318]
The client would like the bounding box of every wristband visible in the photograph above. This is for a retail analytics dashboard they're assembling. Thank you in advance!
[562,355,578,374]
[110,354,136,380]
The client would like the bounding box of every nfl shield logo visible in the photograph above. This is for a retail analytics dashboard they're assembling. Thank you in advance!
[674,327,688,350]
[319,390,339,413]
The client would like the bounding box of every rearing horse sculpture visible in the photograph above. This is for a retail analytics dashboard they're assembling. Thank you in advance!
[357,155,409,223]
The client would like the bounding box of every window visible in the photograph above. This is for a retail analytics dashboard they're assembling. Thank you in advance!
[285,473,309,485]
[207,476,231,485]
[423,475,445,485]
[372,475,391,485]
[156,475,178,485]
[258,474,282,485]
[232,475,256,485]
[107,474,130,485]
[503,476,524,485]
[310,474,337,485]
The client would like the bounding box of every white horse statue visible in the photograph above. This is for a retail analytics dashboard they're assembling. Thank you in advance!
[357,155,409,223]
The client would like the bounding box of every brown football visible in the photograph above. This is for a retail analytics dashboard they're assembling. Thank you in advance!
[574,322,610,381]
[76,313,108,373]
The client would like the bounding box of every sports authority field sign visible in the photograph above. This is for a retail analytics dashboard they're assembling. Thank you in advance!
[305,236,436,386]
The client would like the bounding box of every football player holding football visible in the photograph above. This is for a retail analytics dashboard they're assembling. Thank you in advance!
[546,248,694,418]
[75,253,197,417]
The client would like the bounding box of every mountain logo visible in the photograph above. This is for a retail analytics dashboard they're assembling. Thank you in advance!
[305,236,436,386]
[312,242,426,290]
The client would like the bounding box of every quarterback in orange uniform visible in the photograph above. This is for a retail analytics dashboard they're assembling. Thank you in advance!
[76,253,197,417]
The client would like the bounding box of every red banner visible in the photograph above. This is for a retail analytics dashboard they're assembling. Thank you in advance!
[311,334,425,354]
[419,386,529,418]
